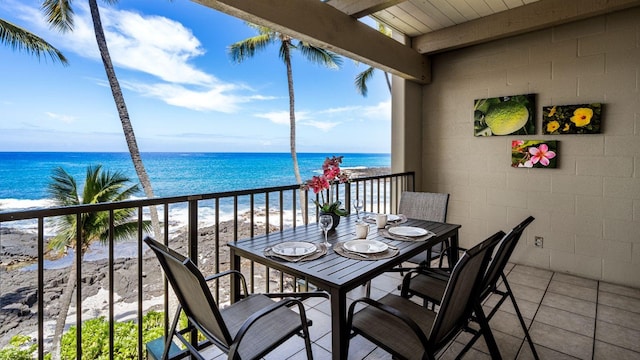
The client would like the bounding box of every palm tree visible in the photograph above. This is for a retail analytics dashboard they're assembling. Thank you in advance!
[229,23,341,220]
[41,0,161,238]
[0,18,67,64]
[47,165,151,359]
[354,22,392,97]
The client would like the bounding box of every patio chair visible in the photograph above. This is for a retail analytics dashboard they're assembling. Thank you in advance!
[400,191,450,267]
[144,237,314,360]
[346,230,506,360]
[401,216,538,359]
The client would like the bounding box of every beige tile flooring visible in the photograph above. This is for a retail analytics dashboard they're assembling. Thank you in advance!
[210,263,640,359]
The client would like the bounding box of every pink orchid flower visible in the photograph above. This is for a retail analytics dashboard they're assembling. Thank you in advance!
[305,176,330,194]
[529,144,556,166]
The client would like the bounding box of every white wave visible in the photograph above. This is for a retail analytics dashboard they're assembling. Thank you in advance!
[0,198,56,211]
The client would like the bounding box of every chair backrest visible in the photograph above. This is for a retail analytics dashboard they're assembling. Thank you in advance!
[428,230,505,346]
[144,237,233,347]
[398,191,449,222]
[479,216,535,299]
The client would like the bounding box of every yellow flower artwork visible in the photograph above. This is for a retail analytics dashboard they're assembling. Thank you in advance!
[542,103,602,134]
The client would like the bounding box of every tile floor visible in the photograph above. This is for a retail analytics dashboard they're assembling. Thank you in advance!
[211,263,640,359]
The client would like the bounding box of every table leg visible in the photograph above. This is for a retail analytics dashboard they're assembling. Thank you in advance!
[329,287,348,360]
[450,232,460,264]
[229,248,241,303]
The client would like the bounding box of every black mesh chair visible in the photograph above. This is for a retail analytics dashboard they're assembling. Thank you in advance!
[144,237,314,360]
[346,230,506,360]
[401,216,538,360]
[398,191,451,269]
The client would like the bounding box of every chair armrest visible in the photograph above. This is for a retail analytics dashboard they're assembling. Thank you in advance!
[263,290,330,300]
[204,270,248,297]
[347,297,430,348]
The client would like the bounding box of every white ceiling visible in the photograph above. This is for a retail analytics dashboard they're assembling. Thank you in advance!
[366,0,540,37]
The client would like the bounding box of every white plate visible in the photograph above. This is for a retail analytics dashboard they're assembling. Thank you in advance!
[272,242,317,256]
[388,226,429,237]
[343,240,388,254]
[387,214,401,222]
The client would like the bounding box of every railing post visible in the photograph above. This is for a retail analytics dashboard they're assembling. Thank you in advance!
[345,182,351,215]
[187,196,201,262]
[187,196,200,349]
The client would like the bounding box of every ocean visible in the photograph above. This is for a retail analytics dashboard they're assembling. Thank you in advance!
[0,152,390,211]
[0,152,390,268]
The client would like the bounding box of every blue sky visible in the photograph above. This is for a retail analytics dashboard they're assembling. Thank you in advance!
[0,0,391,153]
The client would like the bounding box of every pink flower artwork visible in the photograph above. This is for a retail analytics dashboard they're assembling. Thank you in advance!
[511,140,558,168]
[529,143,556,166]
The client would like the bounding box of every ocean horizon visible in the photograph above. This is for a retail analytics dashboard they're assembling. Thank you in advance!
[0,151,390,212]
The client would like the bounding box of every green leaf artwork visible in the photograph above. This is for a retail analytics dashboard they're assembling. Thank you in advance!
[474,94,536,136]
[542,103,602,134]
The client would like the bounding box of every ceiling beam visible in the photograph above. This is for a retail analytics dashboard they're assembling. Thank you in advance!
[193,0,431,83]
[325,0,405,18]
[414,0,640,54]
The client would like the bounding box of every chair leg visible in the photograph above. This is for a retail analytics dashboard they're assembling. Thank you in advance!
[163,306,182,360]
[501,273,540,360]
[473,304,502,360]
[302,320,314,359]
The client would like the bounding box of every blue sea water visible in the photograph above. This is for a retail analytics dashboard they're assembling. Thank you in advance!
[0,152,390,209]
[0,152,390,268]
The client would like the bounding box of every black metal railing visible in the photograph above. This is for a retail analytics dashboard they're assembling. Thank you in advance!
[0,171,414,359]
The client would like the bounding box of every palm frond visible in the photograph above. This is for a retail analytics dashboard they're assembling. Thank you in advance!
[228,23,275,63]
[48,167,79,206]
[47,165,143,252]
[278,39,293,63]
[41,0,74,33]
[297,42,342,69]
[354,66,376,97]
[0,19,67,64]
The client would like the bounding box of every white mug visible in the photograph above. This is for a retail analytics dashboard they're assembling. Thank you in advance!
[375,214,387,229]
[355,222,369,239]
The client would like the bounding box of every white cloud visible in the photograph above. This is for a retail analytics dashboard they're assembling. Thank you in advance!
[304,120,339,131]
[45,112,76,124]
[253,100,389,130]
[8,1,269,112]
[361,100,391,120]
[123,82,244,113]
[254,111,310,125]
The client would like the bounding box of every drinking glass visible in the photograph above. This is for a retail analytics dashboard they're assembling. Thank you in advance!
[319,214,333,248]
[353,199,364,219]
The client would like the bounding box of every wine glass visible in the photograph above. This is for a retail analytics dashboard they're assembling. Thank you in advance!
[319,214,333,248]
[353,199,364,219]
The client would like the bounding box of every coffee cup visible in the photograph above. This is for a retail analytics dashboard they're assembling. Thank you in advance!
[375,214,387,229]
[355,222,369,239]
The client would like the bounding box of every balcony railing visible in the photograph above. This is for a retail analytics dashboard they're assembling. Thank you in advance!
[0,171,414,359]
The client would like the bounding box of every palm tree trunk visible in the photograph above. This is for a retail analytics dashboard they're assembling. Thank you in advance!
[87,0,161,238]
[51,259,78,360]
[384,72,392,93]
[282,42,308,222]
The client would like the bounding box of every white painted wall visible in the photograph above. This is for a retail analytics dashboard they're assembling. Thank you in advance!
[421,8,640,287]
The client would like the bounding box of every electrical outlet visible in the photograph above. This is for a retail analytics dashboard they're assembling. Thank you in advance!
[534,236,544,248]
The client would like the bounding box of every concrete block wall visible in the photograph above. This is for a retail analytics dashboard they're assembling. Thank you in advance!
[421,8,640,287]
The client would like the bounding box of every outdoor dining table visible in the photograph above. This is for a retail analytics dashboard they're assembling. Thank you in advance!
[227,214,461,359]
